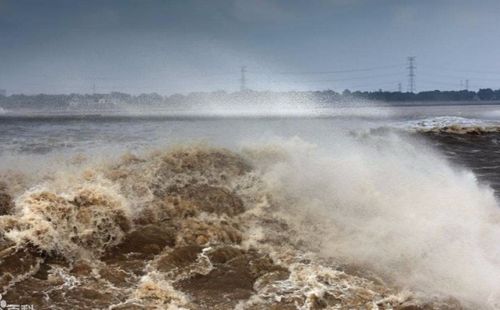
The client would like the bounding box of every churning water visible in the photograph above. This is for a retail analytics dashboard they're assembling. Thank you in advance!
[1,103,500,309]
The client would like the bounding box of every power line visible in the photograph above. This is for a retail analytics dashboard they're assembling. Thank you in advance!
[14,60,500,94]
[262,72,404,84]
[340,80,402,90]
[249,64,405,76]
[419,64,500,75]
[418,79,464,87]
[419,71,500,82]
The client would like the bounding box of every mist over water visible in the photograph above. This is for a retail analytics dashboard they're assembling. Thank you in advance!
[245,134,500,308]
[1,101,500,308]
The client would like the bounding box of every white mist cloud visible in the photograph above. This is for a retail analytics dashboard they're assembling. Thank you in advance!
[247,133,500,309]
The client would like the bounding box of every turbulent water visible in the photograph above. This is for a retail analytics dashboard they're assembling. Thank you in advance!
[1,104,500,309]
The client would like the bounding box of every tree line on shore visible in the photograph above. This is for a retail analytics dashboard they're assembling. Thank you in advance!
[1,88,500,111]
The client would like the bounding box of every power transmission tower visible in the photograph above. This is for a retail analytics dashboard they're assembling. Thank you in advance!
[465,79,469,91]
[398,82,402,92]
[407,57,416,93]
[240,66,247,91]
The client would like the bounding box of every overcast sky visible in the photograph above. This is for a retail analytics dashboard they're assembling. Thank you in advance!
[1,0,500,94]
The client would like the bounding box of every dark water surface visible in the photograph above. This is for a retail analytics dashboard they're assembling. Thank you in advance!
[422,131,500,196]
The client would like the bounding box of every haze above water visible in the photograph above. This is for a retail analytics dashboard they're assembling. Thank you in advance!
[0,104,499,157]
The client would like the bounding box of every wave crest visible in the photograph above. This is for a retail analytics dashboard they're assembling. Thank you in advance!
[1,138,499,309]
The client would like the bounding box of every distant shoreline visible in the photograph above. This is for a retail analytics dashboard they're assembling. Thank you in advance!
[0,102,499,121]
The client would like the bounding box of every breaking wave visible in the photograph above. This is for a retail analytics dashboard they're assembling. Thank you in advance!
[397,116,500,134]
[1,132,500,309]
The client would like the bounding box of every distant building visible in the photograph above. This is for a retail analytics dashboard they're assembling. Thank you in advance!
[0,89,5,96]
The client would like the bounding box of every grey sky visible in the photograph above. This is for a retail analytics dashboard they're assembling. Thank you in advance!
[1,0,500,94]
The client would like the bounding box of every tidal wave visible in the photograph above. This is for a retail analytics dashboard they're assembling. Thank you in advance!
[1,132,500,309]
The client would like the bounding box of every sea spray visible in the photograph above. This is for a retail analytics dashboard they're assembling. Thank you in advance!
[0,132,499,308]
[243,133,500,308]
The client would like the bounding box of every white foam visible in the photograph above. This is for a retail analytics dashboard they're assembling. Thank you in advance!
[394,116,500,131]
[244,134,500,309]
